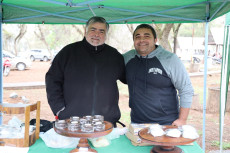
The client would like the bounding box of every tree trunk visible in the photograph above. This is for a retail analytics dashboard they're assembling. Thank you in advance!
[126,24,134,34]
[125,24,135,50]
[173,23,182,54]
[153,24,163,40]
[159,24,174,52]
[14,24,27,56]
[34,25,51,55]
[207,87,230,113]
[72,25,85,37]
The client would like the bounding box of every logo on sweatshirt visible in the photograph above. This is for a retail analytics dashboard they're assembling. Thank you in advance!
[148,68,162,75]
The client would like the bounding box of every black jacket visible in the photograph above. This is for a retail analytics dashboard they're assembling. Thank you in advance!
[45,38,126,124]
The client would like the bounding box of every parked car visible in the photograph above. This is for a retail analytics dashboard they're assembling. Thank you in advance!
[29,49,52,62]
[2,51,15,58]
[3,51,32,71]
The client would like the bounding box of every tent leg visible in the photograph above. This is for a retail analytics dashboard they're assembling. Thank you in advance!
[202,22,209,151]
[219,25,230,153]
[0,3,3,125]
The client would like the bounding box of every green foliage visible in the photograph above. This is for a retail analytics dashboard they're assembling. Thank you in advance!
[211,141,230,150]
[2,15,225,54]
[179,23,205,37]
[2,29,14,40]
[197,130,202,136]
[193,87,204,105]
[179,15,225,37]
[46,26,56,50]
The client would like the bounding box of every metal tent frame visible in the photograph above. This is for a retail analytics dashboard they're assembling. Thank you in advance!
[1,0,230,152]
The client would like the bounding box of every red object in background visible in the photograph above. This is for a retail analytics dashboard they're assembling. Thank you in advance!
[3,57,11,76]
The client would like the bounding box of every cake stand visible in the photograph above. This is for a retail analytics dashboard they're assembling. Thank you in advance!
[138,125,197,153]
[54,121,113,153]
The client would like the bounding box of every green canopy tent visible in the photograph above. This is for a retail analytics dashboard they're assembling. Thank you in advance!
[1,0,230,152]
[1,0,230,24]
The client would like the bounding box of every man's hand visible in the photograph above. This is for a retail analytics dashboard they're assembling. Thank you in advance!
[172,107,190,126]
[172,118,186,126]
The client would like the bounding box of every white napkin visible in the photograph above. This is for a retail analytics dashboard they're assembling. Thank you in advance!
[149,124,165,137]
[0,146,29,153]
[165,129,181,138]
[40,128,79,148]
[182,125,199,139]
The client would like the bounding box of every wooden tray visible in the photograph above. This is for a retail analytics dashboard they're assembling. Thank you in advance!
[54,121,113,138]
[138,125,197,153]
[54,121,113,153]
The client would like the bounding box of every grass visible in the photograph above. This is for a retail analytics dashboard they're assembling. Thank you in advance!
[194,86,205,105]
[197,130,202,136]
[211,141,230,150]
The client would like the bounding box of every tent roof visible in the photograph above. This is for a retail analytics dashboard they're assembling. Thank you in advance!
[1,0,230,24]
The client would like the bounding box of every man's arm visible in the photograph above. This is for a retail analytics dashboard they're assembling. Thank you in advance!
[45,51,66,117]
[119,57,126,84]
[172,107,190,126]
[163,53,194,125]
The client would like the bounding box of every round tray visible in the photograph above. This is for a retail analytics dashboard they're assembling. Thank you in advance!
[139,125,197,153]
[139,125,196,146]
[54,121,113,138]
[54,121,113,153]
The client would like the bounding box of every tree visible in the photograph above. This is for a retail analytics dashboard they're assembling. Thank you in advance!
[154,23,174,52]
[2,28,14,52]
[14,24,27,56]
[34,25,50,52]
[126,23,177,52]
[72,25,85,38]
[172,23,182,54]
[126,23,135,34]
[125,24,136,50]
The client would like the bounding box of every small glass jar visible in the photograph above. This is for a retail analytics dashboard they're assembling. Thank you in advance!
[94,115,104,122]
[55,120,67,129]
[92,118,100,125]
[94,122,105,132]
[70,116,80,122]
[84,115,93,121]
[81,123,94,133]
[93,121,102,130]
[68,121,80,131]
[79,118,87,125]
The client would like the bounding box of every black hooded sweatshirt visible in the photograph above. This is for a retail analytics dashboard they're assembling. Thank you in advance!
[45,38,126,125]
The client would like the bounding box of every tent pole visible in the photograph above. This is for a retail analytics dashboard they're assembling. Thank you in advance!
[0,3,2,124]
[219,25,230,153]
[202,21,209,151]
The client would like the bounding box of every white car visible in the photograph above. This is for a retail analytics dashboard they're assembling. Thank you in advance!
[29,49,52,62]
[3,51,32,71]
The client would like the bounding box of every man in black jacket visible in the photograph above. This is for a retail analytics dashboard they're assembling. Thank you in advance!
[45,16,126,127]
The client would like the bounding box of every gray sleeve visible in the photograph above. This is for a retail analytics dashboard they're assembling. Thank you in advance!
[123,49,136,65]
[163,54,194,108]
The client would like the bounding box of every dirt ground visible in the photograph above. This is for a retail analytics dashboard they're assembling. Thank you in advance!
[2,61,230,153]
